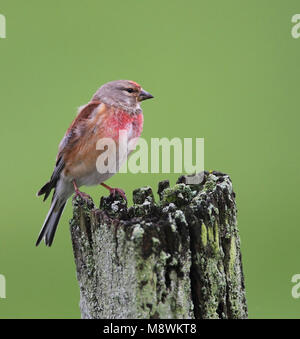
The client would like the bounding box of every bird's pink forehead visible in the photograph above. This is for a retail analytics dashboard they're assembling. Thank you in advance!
[129,81,141,88]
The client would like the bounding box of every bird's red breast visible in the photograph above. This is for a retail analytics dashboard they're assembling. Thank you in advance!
[102,106,144,140]
[61,102,143,179]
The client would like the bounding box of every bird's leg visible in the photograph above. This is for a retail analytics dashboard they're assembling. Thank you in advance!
[73,180,91,200]
[101,183,127,201]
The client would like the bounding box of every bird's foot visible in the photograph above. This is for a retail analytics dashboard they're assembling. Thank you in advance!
[73,180,91,201]
[74,190,91,201]
[109,188,127,201]
[101,183,127,201]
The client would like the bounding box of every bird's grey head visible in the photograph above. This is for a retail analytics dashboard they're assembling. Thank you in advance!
[92,80,154,113]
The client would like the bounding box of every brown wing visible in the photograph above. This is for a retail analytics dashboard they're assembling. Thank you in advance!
[57,100,101,160]
[37,100,101,201]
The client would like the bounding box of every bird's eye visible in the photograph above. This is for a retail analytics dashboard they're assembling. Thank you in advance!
[126,88,134,93]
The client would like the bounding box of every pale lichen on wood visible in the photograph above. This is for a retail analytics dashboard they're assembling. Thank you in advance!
[70,171,248,319]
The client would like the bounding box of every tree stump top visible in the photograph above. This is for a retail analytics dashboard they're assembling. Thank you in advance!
[70,172,248,319]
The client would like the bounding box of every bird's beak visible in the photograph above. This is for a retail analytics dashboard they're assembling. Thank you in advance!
[138,89,154,101]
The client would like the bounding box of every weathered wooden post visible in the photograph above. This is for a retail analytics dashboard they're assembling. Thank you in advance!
[70,172,247,319]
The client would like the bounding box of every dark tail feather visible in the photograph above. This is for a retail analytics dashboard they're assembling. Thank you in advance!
[36,198,66,247]
[37,181,52,201]
[37,158,65,202]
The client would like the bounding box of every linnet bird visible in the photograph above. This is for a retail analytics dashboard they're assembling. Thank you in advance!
[36,80,154,246]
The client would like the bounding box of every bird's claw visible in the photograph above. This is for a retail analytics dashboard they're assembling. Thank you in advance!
[100,183,127,201]
[109,188,127,201]
[74,190,91,201]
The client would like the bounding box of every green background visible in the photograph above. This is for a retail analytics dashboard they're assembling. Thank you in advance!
[0,0,299,318]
